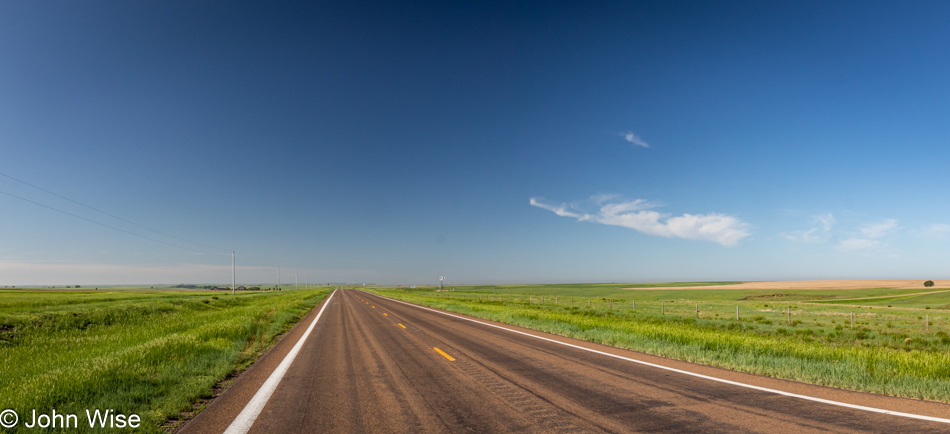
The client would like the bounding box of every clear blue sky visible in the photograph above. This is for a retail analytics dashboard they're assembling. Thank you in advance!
[2,1,949,286]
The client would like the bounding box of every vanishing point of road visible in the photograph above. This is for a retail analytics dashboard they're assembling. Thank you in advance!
[180,288,950,433]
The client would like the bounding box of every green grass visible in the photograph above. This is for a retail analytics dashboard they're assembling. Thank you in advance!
[432,281,741,297]
[809,290,950,308]
[369,283,950,402]
[0,288,330,433]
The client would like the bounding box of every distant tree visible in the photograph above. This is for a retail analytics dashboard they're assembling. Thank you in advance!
[925,280,935,287]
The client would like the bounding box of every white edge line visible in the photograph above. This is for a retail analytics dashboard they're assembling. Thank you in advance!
[359,290,950,425]
[223,289,337,434]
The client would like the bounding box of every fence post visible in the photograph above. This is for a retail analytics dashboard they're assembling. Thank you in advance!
[571,297,573,307]
[633,300,635,311]
[588,298,591,308]
[787,307,791,325]
[609,299,612,310]
[926,314,930,332]
[555,296,558,305]
[850,311,854,329]
[662,301,665,315]
[695,303,698,318]
[736,305,739,320]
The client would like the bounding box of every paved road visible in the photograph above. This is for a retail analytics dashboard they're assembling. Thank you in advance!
[180,289,950,433]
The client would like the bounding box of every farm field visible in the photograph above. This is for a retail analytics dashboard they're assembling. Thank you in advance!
[0,287,331,433]
[367,280,950,403]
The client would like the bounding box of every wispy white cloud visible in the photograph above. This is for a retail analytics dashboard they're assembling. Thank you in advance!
[529,198,584,219]
[834,218,897,252]
[838,238,880,251]
[783,227,823,243]
[860,219,899,238]
[923,223,950,236]
[623,131,650,148]
[816,213,836,232]
[785,214,900,252]
[591,193,622,204]
[530,196,750,247]
[782,212,835,243]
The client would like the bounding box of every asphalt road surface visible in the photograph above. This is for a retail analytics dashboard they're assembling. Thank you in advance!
[180,289,950,433]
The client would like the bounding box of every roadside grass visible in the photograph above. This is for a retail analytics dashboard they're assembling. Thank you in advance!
[0,288,330,433]
[367,284,950,402]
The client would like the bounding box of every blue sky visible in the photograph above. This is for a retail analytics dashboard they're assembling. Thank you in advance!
[2,1,950,285]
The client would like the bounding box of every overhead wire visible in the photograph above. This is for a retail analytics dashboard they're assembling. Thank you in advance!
[0,171,311,283]
[0,170,226,252]
[0,188,225,255]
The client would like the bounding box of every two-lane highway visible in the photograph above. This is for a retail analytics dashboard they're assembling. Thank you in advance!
[180,289,950,433]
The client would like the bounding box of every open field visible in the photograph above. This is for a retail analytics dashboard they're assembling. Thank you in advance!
[0,288,330,433]
[368,280,950,402]
[626,279,950,290]
[0,284,320,292]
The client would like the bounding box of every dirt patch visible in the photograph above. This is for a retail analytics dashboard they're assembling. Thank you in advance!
[625,280,950,291]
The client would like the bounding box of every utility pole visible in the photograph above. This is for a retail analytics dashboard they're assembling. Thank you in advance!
[295,273,298,291]
[231,251,235,295]
[278,267,281,291]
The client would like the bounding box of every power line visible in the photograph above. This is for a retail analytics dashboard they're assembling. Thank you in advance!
[0,170,226,252]
[0,172,301,283]
[0,188,227,256]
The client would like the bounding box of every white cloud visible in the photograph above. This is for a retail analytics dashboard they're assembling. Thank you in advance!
[782,212,835,243]
[914,223,950,240]
[860,219,899,238]
[591,193,622,204]
[925,224,950,234]
[529,198,584,219]
[838,238,880,251]
[784,215,899,252]
[623,132,650,148]
[783,228,823,243]
[815,213,835,232]
[530,196,750,247]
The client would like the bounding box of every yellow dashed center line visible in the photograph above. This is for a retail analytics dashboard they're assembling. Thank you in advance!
[372,306,375,308]
[434,347,455,361]
[383,313,388,316]
[398,323,406,329]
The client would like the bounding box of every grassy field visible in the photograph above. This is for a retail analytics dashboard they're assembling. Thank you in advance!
[367,282,950,402]
[0,287,331,433]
